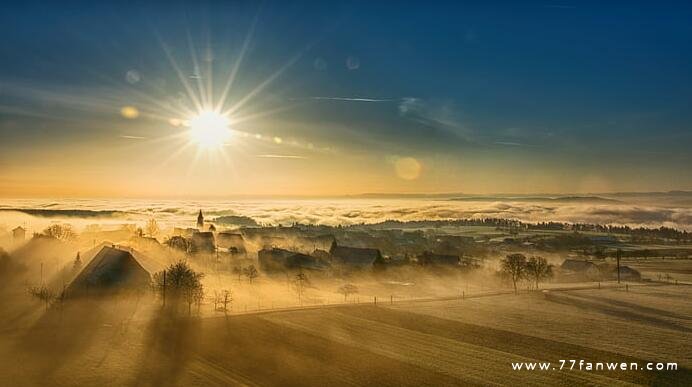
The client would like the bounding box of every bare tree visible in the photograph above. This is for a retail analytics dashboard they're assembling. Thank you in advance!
[232,265,243,281]
[214,289,232,313]
[525,256,553,289]
[144,218,160,238]
[500,253,527,294]
[42,224,76,241]
[243,264,259,284]
[292,271,310,305]
[337,283,359,302]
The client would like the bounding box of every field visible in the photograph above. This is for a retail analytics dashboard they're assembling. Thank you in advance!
[0,283,690,386]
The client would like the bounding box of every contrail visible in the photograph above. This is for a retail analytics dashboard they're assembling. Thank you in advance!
[300,96,397,102]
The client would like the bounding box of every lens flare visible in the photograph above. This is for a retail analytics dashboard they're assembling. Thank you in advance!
[188,111,230,149]
[394,157,422,180]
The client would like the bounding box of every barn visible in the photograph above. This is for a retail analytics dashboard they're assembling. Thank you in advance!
[66,246,151,297]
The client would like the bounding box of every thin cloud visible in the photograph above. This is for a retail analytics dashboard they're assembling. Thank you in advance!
[119,135,147,140]
[256,154,308,159]
[494,141,526,147]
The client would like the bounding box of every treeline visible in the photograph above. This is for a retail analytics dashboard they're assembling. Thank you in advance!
[340,218,691,242]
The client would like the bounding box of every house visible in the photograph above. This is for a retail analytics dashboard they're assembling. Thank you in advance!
[217,232,246,255]
[285,252,330,271]
[329,245,383,270]
[300,235,337,252]
[12,226,26,242]
[258,248,330,272]
[258,248,294,272]
[560,259,601,280]
[172,227,198,237]
[598,263,641,281]
[418,251,460,267]
[191,231,215,253]
[66,246,151,297]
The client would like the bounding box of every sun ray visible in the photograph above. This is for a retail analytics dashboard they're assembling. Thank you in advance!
[186,28,209,109]
[215,14,258,113]
[156,32,204,112]
[222,43,312,117]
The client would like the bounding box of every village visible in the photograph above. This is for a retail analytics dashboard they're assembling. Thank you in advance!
[3,208,690,312]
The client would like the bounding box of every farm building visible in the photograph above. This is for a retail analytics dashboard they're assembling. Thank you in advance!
[560,259,601,281]
[418,251,460,266]
[598,264,642,281]
[258,248,330,272]
[217,232,246,256]
[329,245,383,270]
[12,226,26,242]
[192,231,216,253]
[66,246,151,297]
[299,235,337,252]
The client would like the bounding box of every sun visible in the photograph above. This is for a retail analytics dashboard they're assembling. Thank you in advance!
[188,111,231,149]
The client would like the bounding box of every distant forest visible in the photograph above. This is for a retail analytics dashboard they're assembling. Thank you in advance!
[336,218,692,242]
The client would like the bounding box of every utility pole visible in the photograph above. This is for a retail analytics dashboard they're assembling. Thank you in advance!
[162,270,167,307]
[616,248,621,284]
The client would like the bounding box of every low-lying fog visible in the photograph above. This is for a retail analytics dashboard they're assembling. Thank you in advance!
[1,192,691,234]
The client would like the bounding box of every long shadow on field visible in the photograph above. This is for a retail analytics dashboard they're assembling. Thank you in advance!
[188,313,465,386]
[13,299,107,384]
[546,292,692,333]
[567,293,692,321]
[344,305,692,386]
[132,307,200,387]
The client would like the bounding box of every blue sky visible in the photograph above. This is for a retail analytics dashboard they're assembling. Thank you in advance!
[1,1,691,196]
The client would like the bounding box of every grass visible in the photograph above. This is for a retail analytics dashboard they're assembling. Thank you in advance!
[0,284,690,386]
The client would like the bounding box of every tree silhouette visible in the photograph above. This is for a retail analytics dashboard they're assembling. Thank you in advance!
[500,253,527,294]
[144,218,160,238]
[525,256,553,289]
[292,271,310,305]
[337,283,359,302]
[153,261,204,315]
[42,224,76,241]
[243,264,259,284]
[72,252,82,274]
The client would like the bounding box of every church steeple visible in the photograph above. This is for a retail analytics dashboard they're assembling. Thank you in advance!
[197,210,204,228]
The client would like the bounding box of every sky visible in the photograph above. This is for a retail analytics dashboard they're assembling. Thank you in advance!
[1,1,691,198]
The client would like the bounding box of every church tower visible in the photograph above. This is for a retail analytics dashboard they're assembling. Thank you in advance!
[197,210,204,229]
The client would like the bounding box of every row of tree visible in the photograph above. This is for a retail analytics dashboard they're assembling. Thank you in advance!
[499,254,553,294]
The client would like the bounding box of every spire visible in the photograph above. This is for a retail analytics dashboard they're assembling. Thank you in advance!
[197,210,204,228]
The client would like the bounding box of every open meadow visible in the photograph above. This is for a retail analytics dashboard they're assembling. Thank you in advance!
[0,283,689,386]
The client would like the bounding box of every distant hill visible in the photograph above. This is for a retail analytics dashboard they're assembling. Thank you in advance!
[448,196,621,203]
[0,209,125,218]
[213,215,259,227]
